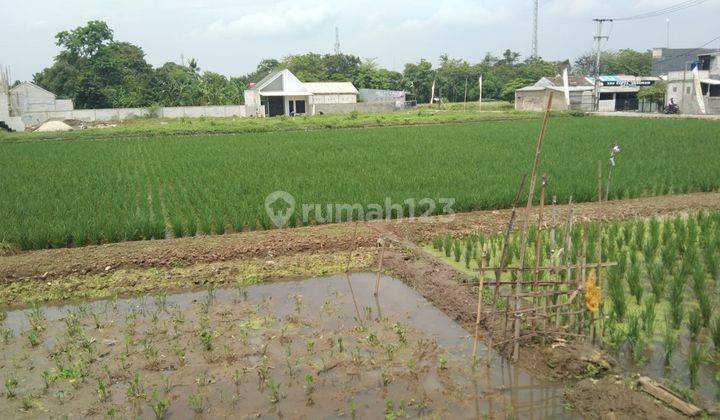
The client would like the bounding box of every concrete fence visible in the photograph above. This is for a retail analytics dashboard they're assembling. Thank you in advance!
[20,105,247,126]
[314,102,397,115]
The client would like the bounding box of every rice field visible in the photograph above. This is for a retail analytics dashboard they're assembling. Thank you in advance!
[430,210,720,400]
[1,117,719,250]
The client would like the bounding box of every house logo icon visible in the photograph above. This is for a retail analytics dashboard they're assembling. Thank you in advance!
[264,191,296,228]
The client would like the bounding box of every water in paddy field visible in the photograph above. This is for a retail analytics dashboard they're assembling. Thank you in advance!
[1,274,569,418]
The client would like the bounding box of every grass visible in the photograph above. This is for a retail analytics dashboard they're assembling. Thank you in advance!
[1,116,719,250]
[0,107,532,143]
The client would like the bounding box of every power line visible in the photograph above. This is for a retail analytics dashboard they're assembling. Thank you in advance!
[612,0,710,21]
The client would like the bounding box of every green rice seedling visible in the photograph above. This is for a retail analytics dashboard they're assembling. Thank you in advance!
[21,394,34,411]
[443,236,452,258]
[453,239,462,262]
[668,273,685,329]
[688,343,702,389]
[608,275,627,322]
[27,329,41,347]
[188,393,207,414]
[42,370,56,390]
[126,373,145,399]
[97,379,110,402]
[266,378,282,403]
[149,388,169,419]
[4,375,18,398]
[661,240,678,272]
[691,266,706,301]
[698,293,712,328]
[626,265,643,305]
[27,301,45,332]
[1,328,13,344]
[648,262,666,301]
[640,297,656,337]
[604,315,626,351]
[688,309,703,341]
[663,321,678,366]
[711,316,720,352]
[705,248,719,282]
[626,313,645,363]
[634,220,646,251]
[464,239,473,268]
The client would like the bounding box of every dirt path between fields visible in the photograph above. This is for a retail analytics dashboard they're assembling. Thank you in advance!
[2,191,718,283]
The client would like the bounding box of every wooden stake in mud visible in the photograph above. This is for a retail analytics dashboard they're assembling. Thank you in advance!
[596,161,604,342]
[533,176,547,296]
[578,225,588,335]
[556,196,574,328]
[491,172,528,334]
[374,237,386,296]
[472,246,486,363]
[513,91,554,362]
[344,221,364,326]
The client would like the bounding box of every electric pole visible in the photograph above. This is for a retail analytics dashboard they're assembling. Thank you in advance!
[592,18,612,111]
[532,0,539,58]
[334,27,341,55]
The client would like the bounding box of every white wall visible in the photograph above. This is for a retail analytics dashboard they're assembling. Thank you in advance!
[20,105,247,125]
[310,94,357,105]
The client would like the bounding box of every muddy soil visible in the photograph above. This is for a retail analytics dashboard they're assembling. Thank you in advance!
[0,274,569,419]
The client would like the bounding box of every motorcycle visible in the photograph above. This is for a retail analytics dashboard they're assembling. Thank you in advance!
[664,102,680,114]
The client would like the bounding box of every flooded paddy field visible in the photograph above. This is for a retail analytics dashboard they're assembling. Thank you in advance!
[0,273,568,418]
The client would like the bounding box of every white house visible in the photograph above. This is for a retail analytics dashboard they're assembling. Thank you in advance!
[243,69,358,117]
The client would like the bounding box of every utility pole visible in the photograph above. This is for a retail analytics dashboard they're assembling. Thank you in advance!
[334,27,341,55]
[592,18,612,111]
[532,0,539,58]
[666,18,671,49]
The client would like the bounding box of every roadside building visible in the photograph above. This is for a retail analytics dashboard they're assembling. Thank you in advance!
[515,76,594,111]
[666,51,720,114]
[9,82,73,114]
[651,48,717,76]
[358,88,407,107]
[244,69,358,117]
[515,75,661,112]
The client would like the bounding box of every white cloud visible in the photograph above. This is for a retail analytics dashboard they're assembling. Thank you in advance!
[395,1,513,32]
[205,2,333,37]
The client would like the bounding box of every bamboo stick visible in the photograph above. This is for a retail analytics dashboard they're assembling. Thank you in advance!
[374,237,385,296]
[513,91,555,362]
[472,246,486,362]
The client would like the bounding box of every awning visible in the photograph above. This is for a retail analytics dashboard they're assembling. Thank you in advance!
[700,79,720,85]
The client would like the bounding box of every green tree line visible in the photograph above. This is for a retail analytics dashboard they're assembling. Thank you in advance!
[32,21,652,109]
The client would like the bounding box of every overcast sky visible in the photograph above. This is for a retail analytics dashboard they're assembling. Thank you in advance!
[2,0,719,81]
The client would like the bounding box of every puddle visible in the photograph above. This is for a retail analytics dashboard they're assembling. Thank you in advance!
[1,273,569,418]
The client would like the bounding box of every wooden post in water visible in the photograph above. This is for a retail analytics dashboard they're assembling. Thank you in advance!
[513,91,554,362]
[374,237,385,296]
[533,176,547,314]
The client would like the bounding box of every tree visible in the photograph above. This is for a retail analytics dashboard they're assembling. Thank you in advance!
[573,49,651,76]
[637,80,667,103]
[55,20,113,59]
[403,59,434,102]
[500,78,534,102]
